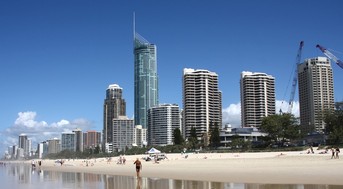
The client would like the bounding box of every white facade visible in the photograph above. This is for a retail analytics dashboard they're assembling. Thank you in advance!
[183,68,222,139]
[112,116,134,152]
[133,125,147,147]
[298,57,335,133]
[147,104,180,146]
[240,71,275,128]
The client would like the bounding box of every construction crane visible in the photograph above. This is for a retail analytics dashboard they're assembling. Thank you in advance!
[287,41,304,114]
[316,44,343,69]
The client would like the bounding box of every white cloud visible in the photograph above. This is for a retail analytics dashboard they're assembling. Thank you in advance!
[222,100,300,128]
[1,111,93,153]
[222,102,241,128]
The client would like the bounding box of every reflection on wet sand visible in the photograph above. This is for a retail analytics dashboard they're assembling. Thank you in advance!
[2,164,343,189]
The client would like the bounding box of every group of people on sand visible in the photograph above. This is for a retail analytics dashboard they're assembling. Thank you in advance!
[117,155,126,164]
[331,147,340,159]
[307,145,340,159]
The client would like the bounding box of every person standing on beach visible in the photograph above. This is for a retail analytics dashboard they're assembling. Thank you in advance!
[335,147,340,159]
[134,158,142,177]
[331,148,336,159]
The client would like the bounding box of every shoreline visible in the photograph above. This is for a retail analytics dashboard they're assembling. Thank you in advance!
[14,149,343,185]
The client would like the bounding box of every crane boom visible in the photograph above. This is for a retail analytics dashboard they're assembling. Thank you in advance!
[288,41,304,113]
[316,44,343,69]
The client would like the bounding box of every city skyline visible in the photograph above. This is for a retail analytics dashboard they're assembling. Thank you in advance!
[1,1,343,154]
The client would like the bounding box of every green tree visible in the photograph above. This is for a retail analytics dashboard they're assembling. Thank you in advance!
[230,135,244,149]
[209,122,221,149]
[94,145,100,154]
[188,127,198,150]
[324,110,343,145]
[260,113,300,146]
[173,128,184,145]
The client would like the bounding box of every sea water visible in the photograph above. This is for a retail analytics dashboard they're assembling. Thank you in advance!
[0,163,342,189]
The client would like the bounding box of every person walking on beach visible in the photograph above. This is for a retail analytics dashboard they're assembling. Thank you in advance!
[331,148,336,159]
[31,160,36,169]
[134,158,142,177]
[335,147,340,159]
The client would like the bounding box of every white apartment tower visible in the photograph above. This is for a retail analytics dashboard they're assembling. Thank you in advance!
[112,116,134,152]
[298,57,335,133]
[183,68,222,140]
[240,71,275,128]
[133,125,147,147]
[147,104,180,146]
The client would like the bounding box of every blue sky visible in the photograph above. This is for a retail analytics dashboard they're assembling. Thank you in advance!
[1,0,343,154]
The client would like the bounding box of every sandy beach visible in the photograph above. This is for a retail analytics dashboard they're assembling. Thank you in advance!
[33,148,343,185]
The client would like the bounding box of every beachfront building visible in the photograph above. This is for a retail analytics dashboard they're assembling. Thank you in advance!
[112,116,134,153]
[83,130,102,150]
[103,84,126,150]
[183,68,222,142]
[11,145,18,159]
[18,134,31,158]
[147,104,180,146]
[73,128,83,152]
[219,125,267,147]
[133,125,147,147]
[134,31,159,129]
[47,138,61,154]
[61,132,76,151]
[298,57,335,133]
[240,71,275,128]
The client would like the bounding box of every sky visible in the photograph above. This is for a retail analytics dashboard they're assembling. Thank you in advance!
[1,0,343,154]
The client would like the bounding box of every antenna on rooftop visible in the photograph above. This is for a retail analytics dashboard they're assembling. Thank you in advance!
[133,12,136,39]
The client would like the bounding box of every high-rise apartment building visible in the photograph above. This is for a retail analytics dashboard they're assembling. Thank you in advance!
[183,68,222,140]
[103,84,126,146]
[61,132,76,151]
[83,131,101,149]
[133,125,147,147]
[147,104,180,146]
[112,116,134,152]
[47,138,61,154]
[298,57,335,133]
[18,134,30,157]
[73,128,83,152]
[134,32,158,129]
[240,71,275,128]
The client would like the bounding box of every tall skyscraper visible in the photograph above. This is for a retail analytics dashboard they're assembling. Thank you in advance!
[103,84,126,146]
[298,57,335,133]
[73,128,83,152]
[240,71,275,128]
[183,68,222,140]
[147,104,180,146]
[18,134,30,157]
[134,30,159,129]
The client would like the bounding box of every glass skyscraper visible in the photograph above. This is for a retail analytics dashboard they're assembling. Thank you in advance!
[134,32,159,129]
